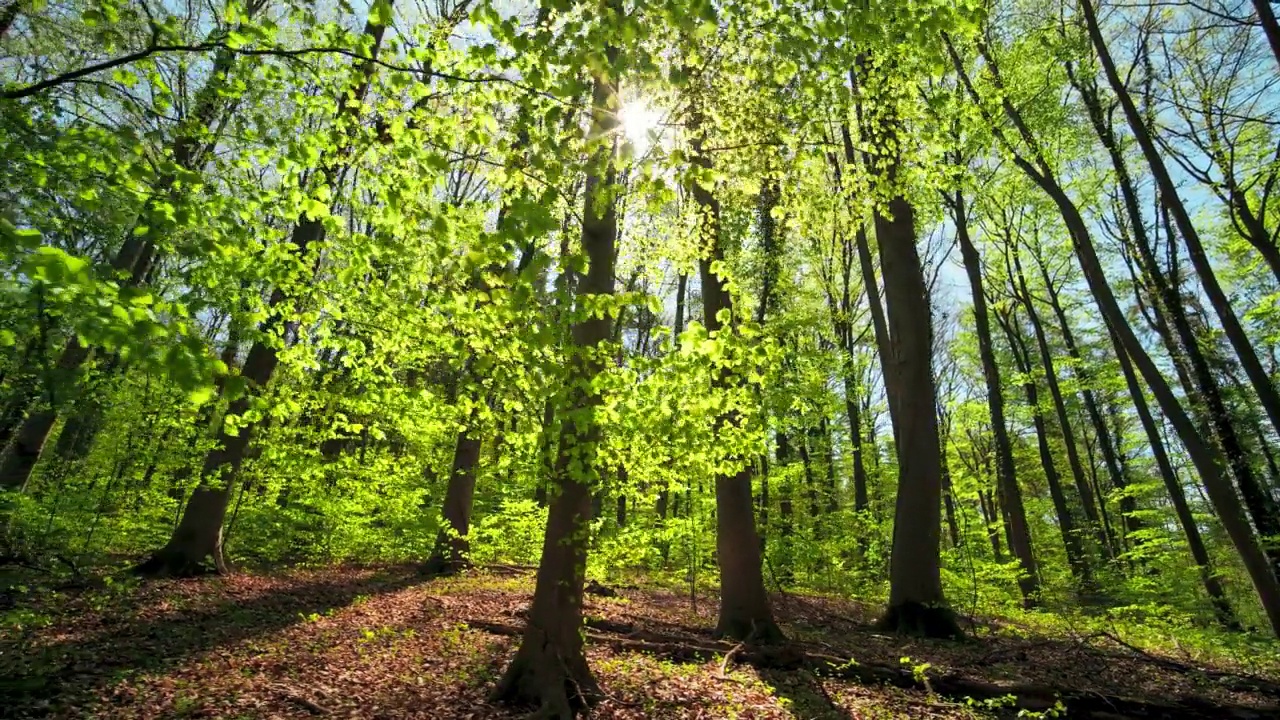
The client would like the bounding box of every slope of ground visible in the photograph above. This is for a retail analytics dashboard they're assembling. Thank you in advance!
[2,564,1278,719]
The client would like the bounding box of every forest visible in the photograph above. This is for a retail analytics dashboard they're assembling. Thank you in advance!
[4,0,1280,717]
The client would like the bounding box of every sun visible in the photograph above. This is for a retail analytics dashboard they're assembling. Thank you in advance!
[618,99,663,154]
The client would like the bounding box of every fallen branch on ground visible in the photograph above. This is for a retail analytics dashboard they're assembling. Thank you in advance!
[469,619,1280,719]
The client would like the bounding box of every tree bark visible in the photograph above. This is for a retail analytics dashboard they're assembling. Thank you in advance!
[687,91,783,644]
[866,81,959,636]
[493,33,621,714]
[424,428,482,574]
[951,186,1039,605]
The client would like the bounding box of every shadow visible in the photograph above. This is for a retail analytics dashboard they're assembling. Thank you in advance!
[0,565,426,716]
[757,666,847,720]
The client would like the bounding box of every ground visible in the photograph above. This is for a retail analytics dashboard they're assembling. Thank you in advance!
[2,563,1279,719]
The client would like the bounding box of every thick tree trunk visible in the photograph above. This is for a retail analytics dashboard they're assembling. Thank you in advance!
[493,48,620,716]
[952,188,1039,605]
[867,87,959,635]
[424,428,482,574]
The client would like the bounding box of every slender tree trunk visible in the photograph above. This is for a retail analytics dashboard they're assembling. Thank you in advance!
[135,8,390,576]
[1249,0,1280,71]
[1080,0,1280,442]
[798,428,821,521]
[998,310,1095,590]
[951,33,1280,633]
[1075,56,1280,575]
[821,418,838,514]
[687,91,783,644]
[1109,323,1239,628]
[1011,249,1111,560]
[1063,178,1280,632]
[656,272,688,526]
[493,35,621,714]
[843,373,869,512]
[1032,251,1142,545]
[978,490,1004,562]
[1144,206,1280,580]
[776,431,794,586]
[952,188,1039,605]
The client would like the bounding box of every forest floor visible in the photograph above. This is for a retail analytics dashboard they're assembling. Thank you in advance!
[2,563,1280,719]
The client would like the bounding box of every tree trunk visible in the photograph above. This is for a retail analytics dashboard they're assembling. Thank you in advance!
[867,85,959,637]
[1249,0,1280,71]
[0,34,254,492]
[1011,248,1111,561]
[687,92,783,644]
[798,428,821,521]
[951,32,1280,633]
[1071,50,1280,580]
[0,339,90,490]
[952,187,1039,605]
[424,428,482,574]
[1031,250,1142,545]
[998,309,1095,590]
[978,490,1004,562]
[820,418,838,514]
[776,430,795,586]
[844,374,869,512]
[493,41,620,715]
[136,7,391,576]
[1109,323,1239,629]
[1080,0,1280,443]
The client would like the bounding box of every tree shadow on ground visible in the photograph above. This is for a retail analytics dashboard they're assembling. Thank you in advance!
[0,565,425,715]
[756,666,846,720]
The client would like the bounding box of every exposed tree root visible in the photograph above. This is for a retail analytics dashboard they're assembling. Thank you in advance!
[492,628,601,720]
[419,555,470,578]
[132,547,226,578]
[877,601,965,640]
